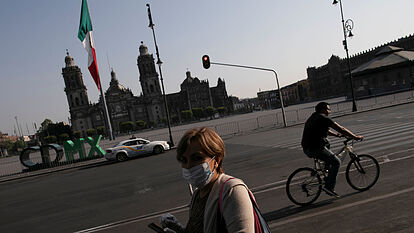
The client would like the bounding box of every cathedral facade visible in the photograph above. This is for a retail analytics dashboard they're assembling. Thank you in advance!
[61,42,232,136]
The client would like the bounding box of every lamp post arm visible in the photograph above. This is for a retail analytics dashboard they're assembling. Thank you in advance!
[210,61,287,127]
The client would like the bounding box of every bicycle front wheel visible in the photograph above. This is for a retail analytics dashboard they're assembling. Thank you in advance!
[286,167,322,206]
[346,154,380,191]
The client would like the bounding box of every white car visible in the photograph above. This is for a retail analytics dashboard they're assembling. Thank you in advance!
[104,138,170,162]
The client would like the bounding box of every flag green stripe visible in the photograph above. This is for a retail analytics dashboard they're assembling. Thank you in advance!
[78,0,93,42]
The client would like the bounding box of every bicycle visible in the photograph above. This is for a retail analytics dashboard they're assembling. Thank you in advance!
[286,138,380,206]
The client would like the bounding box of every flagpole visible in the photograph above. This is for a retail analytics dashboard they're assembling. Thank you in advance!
[99,79,114,141]
[79,0,114,141]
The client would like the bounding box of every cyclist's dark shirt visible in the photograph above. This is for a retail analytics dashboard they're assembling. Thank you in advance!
[301,112,334,150]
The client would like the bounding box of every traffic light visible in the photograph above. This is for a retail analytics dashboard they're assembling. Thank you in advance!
[202,55,210,69]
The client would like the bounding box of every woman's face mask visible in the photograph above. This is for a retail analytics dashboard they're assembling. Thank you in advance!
[182,156,216,189]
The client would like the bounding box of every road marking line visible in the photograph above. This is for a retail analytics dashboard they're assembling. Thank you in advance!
[268,186,414,228]
[74,204,189,233]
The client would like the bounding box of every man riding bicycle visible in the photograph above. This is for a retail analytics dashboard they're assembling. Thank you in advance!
[301,102,363,197]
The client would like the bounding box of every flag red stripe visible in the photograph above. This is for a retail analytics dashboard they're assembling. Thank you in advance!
[88,47,100,90]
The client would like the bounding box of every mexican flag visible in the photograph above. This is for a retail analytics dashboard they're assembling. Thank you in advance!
[78,0,100,90]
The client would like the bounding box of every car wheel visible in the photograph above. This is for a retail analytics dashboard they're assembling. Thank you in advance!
[116,153,128,162]
[153,146,164,154]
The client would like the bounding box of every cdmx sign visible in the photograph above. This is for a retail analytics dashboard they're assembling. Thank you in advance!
[20,135,106,169]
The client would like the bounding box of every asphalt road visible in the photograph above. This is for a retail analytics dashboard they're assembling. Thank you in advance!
[1,102,413,233]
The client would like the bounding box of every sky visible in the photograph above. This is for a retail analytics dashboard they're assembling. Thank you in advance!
[1,0,413,135]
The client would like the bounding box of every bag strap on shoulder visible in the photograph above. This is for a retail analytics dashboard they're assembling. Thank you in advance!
[219,177,235,214]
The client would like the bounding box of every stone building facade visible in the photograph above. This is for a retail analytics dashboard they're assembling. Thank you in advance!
[351,46,414,97]
[166,71,233,118]
[281,79,310,106]
[62,42,232,136]
[307,34,414,100]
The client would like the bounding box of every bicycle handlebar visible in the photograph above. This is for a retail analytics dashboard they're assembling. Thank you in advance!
[343,137,363,145]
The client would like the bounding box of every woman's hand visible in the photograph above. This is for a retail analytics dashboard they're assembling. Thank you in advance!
[160,213,184,232]
[163,228,177,233]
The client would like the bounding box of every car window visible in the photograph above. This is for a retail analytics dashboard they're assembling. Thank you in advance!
[124,140,137,146]
[137,140,147,144]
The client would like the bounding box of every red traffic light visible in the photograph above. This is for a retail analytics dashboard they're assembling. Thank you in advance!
[202,55,210,69]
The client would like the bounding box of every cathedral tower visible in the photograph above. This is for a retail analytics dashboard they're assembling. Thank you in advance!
[137,42,165,124]
[62,51,92,135]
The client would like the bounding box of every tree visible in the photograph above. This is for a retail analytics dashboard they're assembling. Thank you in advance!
[40,119,53,132]
[12,140,27,154]
[192,108,204,119]
[86,128,97,137]
[73,131,82,138]
[2,140,14,155]
[217,107,228,116]
[148,120,155,128]
[37,119,73,145]
[97,126,106,136]
[120,121,134,133]
[59,133,70,142]
[204,106,217,119]
[136,120,147,130]
[44,136,57,144]
[171,115,179,124]
[181,110,193,122]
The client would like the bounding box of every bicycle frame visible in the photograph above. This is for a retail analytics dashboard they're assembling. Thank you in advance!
[313,138,358,179]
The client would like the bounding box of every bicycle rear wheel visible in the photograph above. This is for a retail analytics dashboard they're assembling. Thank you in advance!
[346,154,380,191]
[286,167,322,206]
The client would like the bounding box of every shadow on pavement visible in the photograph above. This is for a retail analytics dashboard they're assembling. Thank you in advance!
[263,191,360,222]
[263,201,333,222]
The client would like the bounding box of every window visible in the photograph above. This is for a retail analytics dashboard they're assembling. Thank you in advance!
[124,140,138,146]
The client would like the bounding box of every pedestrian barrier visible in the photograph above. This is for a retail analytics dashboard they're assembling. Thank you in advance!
[1,90,413,178]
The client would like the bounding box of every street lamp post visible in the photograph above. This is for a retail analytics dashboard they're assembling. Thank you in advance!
[146,3,174,146]
[333,0,357,112]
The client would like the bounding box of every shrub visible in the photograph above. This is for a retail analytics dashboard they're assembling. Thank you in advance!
[86,128,97,137]
[120,121,134,133]
[181,110,193,122]
[44,136,57,144]
[136,120,147,130]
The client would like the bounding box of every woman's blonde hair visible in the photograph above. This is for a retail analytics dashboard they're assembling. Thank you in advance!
[177,127,225,173]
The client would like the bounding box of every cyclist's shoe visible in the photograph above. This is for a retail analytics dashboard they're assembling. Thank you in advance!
[322,187,340,198]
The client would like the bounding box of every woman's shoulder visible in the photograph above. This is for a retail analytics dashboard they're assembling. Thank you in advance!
[217,174,248,192]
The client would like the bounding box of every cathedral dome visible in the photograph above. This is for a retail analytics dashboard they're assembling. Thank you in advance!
[139,41,149,56]
[65,50,75,67]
